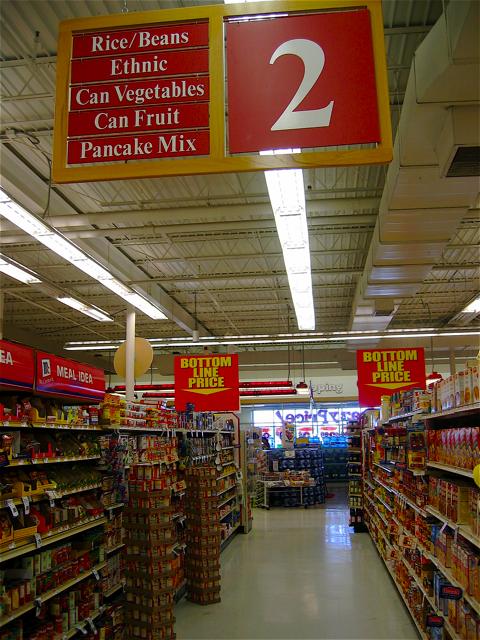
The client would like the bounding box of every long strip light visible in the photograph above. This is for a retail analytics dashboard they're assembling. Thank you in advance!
[0,187,167,320]
[0,254,41,284]
[462,294,480,314]
[261,149,315,331]
[64,327,480,350]
[224,0,315,331]
[57,297,113,322]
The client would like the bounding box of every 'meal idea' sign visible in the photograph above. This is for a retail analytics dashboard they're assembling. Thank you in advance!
[53,0,392,183]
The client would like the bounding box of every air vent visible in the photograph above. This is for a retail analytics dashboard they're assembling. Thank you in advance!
[446,146,480,177]
[373,299,394,317]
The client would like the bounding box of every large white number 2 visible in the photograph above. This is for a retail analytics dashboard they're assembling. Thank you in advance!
[270,39,334,132]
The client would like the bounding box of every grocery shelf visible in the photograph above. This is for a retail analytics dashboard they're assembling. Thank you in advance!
[426,461,473,479]
[217,484,236,497]
[103,424,172,433]
[1,483,102,510]
[217,470,236,480]
[364,479,375,491]
[1,421,103,431]
[104,502,124,511]
[425,506,480,549]
[372,477,429,518]
[427,402,480,420]
[373,476,394,493]
[222,460,235,466]
[105,542,125,555]
[373,462,394,474]
[368,534,429,640]
[7,455,100,467]
[375,495,393,512]
[220,523,241,552]
[347,448,361,453]
[218,494,237,509]
[0,516,106,563]
[386,409,426,423]
[220,505,240,521]
[104,582,124,598]
[423,549,480,615]
[0,560,107,628]
[63,605,105,639]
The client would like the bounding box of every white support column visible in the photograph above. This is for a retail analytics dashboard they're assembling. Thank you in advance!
[449,348,457,376]
[125,306,136,402]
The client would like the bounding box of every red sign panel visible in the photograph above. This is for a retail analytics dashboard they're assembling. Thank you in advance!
[66,20,209,165]
[174,354,240,412]
[70,49,209,84]
[35,351,105,401]
[68,103,209,137]
[67,130,209,164]
[356,348,426,407]
[69,77,209,111]
[0,340,35,391]
[72,22,209,58]
[226,8,380,154]
[70,76,210,110]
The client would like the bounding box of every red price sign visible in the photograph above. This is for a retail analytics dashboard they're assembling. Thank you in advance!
[226,9,380,154]
[356,348,426,407]
[174,354,240,412]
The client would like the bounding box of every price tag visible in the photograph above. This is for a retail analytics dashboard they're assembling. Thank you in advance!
[35,597,42,616]
[6,499,19,517]
[440,522,448,534]
[86,617,97,633]
[22,496,30,514]
[93,568,100,581]
[34,533,42,549]
[46,491,56,507]
[75,623,88,635]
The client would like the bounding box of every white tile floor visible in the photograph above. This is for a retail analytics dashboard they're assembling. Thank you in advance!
[175,491,419,640]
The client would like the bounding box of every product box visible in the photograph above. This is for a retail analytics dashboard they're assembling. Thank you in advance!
[456,370,468,407]
[471,366,479,404]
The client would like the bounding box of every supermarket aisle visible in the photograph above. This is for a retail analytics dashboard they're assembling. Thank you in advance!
[175,501,418,640]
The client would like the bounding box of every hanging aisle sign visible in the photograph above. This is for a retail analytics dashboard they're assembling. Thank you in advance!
[36,351,105,401]
[53,0,392,183]
[356,348,426,407]
[0,340,35,391]
[174,354,240,412]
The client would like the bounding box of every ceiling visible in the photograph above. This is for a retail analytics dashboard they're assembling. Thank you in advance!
[0,0,479,373]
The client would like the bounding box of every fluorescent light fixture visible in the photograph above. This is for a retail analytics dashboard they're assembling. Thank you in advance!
[64,327,480,350]
[261,149,314,331]
[0,187,167,321]
[462,294,480,314]
[57,297,113,322]
[0,254,41,284]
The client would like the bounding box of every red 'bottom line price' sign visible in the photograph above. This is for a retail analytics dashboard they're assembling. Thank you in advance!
[67,130,209,164]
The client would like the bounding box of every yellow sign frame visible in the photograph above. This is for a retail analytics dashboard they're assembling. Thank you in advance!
[53,0,392,183]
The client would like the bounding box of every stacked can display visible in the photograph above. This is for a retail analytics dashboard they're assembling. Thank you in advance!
[185,467,221,605]
[124,458,178,640]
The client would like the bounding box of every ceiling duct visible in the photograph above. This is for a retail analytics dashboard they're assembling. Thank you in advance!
[350,0,480,332]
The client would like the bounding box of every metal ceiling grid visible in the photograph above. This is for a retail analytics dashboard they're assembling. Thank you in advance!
[1,0,478,365]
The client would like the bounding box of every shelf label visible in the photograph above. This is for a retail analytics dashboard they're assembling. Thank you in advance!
[75,623,88,635]
[22,496,30,514]
[35,597,42,616]
[6,499,19,517]
[93,568,100,580]
[426,615,444,628]
[34,533,42,548]
[46,491,56,507]
[86,617,97,632]
[439,585,463,600]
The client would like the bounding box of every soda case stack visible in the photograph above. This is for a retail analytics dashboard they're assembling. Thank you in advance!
[124,457,180,640]
[185,467,221,605]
